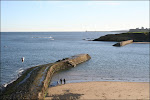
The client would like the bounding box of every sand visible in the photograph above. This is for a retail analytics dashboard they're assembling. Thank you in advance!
[133,42,150,44]
[45,81,149,100]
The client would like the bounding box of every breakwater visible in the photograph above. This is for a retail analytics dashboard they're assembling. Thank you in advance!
[1,54,91,100]
[113,40,133,47]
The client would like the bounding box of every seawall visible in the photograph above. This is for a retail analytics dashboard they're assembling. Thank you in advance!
[38,54,91,99]
[113,40,133,47]
[1,54,91,100]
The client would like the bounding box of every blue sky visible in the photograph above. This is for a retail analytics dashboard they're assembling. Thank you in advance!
[1,1,149,32]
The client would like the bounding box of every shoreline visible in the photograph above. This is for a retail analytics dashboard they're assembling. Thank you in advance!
[45,81,149,99]
[50,79,149,87]
[133,42,150,44]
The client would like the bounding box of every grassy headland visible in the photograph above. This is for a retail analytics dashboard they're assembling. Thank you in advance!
[93,32,149,42]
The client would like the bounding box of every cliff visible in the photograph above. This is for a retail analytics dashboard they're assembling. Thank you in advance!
[93,32,150,42]
[1,54,91,100]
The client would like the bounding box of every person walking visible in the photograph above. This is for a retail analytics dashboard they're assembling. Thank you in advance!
[63,79,66,84]
[57,81,59,85]
[60,79,62,84]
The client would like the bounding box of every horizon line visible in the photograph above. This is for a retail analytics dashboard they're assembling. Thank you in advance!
[1,30,129,32]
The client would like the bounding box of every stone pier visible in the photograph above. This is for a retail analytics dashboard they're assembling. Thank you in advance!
[1,54,91,100]
[113,40,133,47]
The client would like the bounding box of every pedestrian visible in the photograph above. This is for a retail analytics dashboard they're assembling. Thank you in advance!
[60,79,62,84]
[57,81,59,85]
[63,79,66,84]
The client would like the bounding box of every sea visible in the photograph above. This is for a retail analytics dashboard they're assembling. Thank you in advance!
[1,32,149,87]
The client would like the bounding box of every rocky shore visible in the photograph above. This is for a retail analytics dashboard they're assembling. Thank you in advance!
[0,54,91,100]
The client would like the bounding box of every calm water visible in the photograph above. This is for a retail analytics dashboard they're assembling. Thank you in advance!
[1,32,149,86]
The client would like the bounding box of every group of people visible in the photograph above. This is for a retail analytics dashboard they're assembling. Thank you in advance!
[57,78,66,85]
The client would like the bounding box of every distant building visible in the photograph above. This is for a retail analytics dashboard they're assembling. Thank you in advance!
[129,27,150,32]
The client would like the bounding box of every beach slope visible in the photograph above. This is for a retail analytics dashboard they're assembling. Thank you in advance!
[45,81,149,99]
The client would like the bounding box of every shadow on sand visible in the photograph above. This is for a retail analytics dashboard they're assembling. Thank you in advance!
[46,90,84,100]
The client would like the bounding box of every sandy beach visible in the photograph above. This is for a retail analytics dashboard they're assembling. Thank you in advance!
[45,81,149,100]
[133,42,150,44]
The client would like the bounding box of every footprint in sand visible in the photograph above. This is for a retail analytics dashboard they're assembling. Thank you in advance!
[118,94,121,97]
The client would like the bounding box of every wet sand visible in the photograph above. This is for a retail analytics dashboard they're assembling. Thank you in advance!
[45,81,149,100]
[133,42,150,44]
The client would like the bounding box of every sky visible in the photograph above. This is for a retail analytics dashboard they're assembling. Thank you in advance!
[1,1,149,32]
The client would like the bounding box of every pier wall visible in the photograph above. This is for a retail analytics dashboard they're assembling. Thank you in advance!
[1,54,91,100]
[113,40,133,47]
[38,54,91,99]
